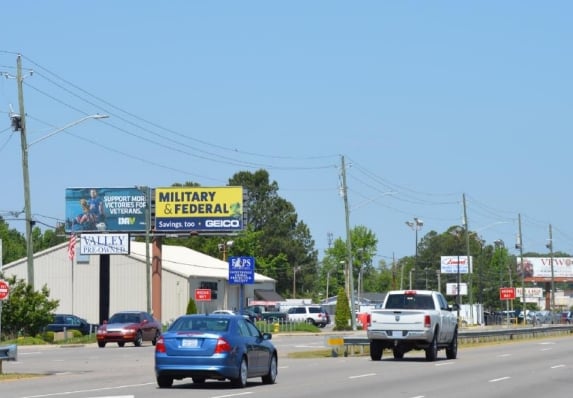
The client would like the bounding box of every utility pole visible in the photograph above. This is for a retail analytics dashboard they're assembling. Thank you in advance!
[341,155,356,330]
[16,54,34,288]
[516,213,526,324]
[463,194,473,324]
[547,224,555,312]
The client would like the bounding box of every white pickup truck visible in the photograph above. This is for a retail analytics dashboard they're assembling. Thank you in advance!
[367,289,458,361]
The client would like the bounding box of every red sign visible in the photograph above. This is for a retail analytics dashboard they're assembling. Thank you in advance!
[195,289,212,301]
[0,280,9,301]
[499,287,516,300]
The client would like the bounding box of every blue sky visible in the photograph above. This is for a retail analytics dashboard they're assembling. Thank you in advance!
[1,1,572,264]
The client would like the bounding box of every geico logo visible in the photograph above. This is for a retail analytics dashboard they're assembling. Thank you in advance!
[205,219,240,228]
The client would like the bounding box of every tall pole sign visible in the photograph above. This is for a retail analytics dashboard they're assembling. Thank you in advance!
[228,256,255,313]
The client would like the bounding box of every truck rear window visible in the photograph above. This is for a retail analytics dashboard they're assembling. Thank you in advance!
[385,294,434,310]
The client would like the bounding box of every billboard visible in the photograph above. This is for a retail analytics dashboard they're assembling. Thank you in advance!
[518,257,573,281]
[65,188,147,233]
[440,256,473,274]
[154,186,244,233]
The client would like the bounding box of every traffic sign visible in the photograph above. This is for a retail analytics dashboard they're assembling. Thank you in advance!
[499,287,516,300]
[195,288,212,301]
[0,280,9,301]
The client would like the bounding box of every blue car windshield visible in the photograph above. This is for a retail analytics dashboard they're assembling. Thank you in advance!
[170,317,230,333]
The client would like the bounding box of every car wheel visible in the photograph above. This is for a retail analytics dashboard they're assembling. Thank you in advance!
[97,341,106,348]
[192,377,206,384]
[262,354,278,384]
[305,318,315,325]
[370,340,383,361]
[157,375,173,388]
[152,330,160,346]
[117,342,125,347]
[392,348,404,359]
[425,333,438,362]
[134,331,143,347]
[446,329,458,360]
[231,357,248,388]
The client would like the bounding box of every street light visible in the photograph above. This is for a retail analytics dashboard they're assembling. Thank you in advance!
[12,111,109,288]
[406,218,423,290]
[409,268,416,290]
[218,240,234,261]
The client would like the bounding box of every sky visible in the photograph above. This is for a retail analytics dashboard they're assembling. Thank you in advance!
[1,1,572,265]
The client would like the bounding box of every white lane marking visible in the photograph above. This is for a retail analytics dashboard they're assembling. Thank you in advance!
[19,382,154,398]
[349,373,376,379]
[497,354,511,358]
[489,376,511,383]
[213,393,253,398]
[540,348,552,352]
[435,362,454,367]
[410,396,425,398]
[551,364,566,369]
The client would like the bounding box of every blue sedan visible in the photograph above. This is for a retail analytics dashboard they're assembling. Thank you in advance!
[155,314,278,388]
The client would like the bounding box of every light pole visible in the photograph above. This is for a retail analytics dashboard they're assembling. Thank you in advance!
[405,217,424,277]
[12,110,109,288]
[409,268,416,290]
[218,240,234,261]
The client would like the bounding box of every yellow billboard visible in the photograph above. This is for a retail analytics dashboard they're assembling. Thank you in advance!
[154,186,244,233]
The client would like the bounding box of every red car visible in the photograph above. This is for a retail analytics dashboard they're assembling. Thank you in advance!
[96,311,162,348]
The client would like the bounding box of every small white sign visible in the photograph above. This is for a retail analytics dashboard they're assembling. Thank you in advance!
[80,233,130,255]
[446,283,468,296]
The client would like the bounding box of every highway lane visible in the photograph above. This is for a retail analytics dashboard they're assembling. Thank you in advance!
[1,334,572,398]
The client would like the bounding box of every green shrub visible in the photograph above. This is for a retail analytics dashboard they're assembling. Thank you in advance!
[334,287,352,331]
[186,298,198,314]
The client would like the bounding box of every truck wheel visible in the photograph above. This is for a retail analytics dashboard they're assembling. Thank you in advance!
[425,334,438,362]
[446,329,458,359]
[370,340,383,361]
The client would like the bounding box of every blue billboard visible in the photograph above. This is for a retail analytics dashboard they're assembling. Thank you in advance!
[65,187,148,233]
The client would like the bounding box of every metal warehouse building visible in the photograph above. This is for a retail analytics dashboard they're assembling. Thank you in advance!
[2,241,277,326]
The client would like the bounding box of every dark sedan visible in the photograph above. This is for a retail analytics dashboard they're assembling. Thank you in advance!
[155,314,278,388]
[96,310,161,348]
[44,314,97,335]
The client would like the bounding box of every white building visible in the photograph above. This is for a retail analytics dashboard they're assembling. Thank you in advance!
[1,240,277,326]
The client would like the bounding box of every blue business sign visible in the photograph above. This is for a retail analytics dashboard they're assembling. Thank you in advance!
[228,256,255,285]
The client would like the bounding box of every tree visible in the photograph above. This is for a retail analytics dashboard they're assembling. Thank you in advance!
[0,275,59,339]
[334,287,351,331]
[228,170,318,296]
[186,298,198,315]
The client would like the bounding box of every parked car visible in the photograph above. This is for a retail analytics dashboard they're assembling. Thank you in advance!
[44,314,97,335]
[211,310,237,316]
[286,305,330,327]
[96,310,161,348]
[154,313,278,388]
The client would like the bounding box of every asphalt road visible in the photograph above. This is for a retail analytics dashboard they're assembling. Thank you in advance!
[1,333,572,398]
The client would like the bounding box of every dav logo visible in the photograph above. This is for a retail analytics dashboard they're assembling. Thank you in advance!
[118,217,136,225]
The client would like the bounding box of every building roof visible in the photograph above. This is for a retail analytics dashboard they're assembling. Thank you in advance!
[129,241,275,282]
[3,240,275,284]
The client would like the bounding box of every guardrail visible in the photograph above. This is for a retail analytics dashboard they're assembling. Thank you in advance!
[0,344,17,374]
[342,325,573,356]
